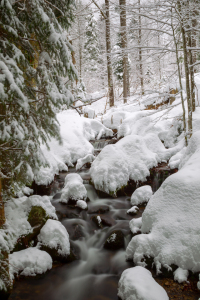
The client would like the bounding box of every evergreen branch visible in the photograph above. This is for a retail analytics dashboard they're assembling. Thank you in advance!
[43,0,64,17]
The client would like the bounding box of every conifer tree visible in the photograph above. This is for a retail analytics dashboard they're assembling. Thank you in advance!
[83,11,101,73]
[0,0,76,292]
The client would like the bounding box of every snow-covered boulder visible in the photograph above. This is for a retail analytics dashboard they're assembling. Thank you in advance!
[131,186,153,206]
[61,173,87,203]
[118,266,169,300]
[9,248,52,279]
[37,219,70,261]
[129,217,142,235]
[83,106,95,119]
[126,131,200,273]
[76,154,95,170]
[90,135,158,196]
[1,195,57,254]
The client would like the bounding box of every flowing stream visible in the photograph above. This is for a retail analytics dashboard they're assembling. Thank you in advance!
[9,139,168,300]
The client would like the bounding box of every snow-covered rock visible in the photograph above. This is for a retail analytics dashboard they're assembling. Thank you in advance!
[76,154,95,170]
[131,186,153,206]
[118,266,169,300]
[129,217,142,234]
[9,248,52,279]
[126,131,200,273]
[174,267,189,283]
[90,135,158,196]
[61,173,87,203]
[0,195,57,254]
[76,200,88,210]
[127,206,139,215]
[37,219,70,257]
[83,106,95,119]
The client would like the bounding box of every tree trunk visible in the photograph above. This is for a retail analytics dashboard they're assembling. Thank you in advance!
[105,0,114,107]
[119,0,129,103]
[188,35,195,112]
[0,178,12,295]
[181,25,192,136]
[138,0,144,95]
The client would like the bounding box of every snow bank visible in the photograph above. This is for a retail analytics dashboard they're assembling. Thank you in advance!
[76,154,95,170]
[118,266,169,300]
[90,135,158,195]
[131,186,153,206]
[0,195,57,254]
[35,110,112,185]
[126,131,200,273]
[37,219,70,256]
[61,173,87,203]
[9,248,52,279]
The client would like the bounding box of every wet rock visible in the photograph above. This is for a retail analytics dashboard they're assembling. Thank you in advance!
[88,205,109,214]
[28,206,48,227]
[91,215,103,228]
[104,230,124,250]
[53,192,62,200]
[71,224,85,240]
[39,242,78,263]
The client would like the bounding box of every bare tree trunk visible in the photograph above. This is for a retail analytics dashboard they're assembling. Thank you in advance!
[188,35,195,112]
[171,14,187,146]
[119,0,129,103]
[181,24,192,136]
[138,0,144,95]
[77,17,82,79]
[105,0,114,107]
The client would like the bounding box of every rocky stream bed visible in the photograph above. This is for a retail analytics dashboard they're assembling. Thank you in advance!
[9,138,200,300]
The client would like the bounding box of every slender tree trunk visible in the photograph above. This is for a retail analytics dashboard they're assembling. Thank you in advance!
[0,179,12,294]
[119,0,129,102]
[171,14,187,146]
[181,24,192,136]
[138,0,144,95]
[77,18,82,79]
[105,0,114,107]
[188,35,195,112]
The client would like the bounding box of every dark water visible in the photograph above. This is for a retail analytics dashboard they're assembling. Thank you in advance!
[9,167,139,300]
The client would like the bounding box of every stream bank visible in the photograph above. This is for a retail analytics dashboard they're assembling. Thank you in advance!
[8,138,200,300]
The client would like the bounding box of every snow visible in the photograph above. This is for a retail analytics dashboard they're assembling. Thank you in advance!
[61,173,87,203]
[0,195,57,254]
[126,131,200,273]
[174,268,189,283]
[197,275,200,290]
[129,218,142,234]
[118,266,169,300]
[37,219,70,256]
[35,110,112,185]
[90,135,158,195]
[97,215,102,226]
[131,186,153,206]
[76,154,95,170]
[83,106,95,119]
[9,248,52,279]
[127,206,139,214]
[76,200,88,209]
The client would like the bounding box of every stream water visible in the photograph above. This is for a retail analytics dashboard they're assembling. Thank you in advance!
[9,139,185,300]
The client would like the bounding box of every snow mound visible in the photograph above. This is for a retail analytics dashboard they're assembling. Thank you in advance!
[90,135,158,195]
[9,247,52,279]
[61,173,87,203]
[83,106,95,118]
[131,186,153,206]
[76,154,95,170]
[118,266,169,300]
[37,219,70,256]
[174,268,188,283]
[35,110,112,185]
[102,110,131,130]
[126,131,200,273]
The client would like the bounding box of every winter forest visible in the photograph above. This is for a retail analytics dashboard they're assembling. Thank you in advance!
[1,0,200,299]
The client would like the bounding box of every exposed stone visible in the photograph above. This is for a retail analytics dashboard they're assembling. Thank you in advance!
[88,205,109,214]
[104,230,124,250]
